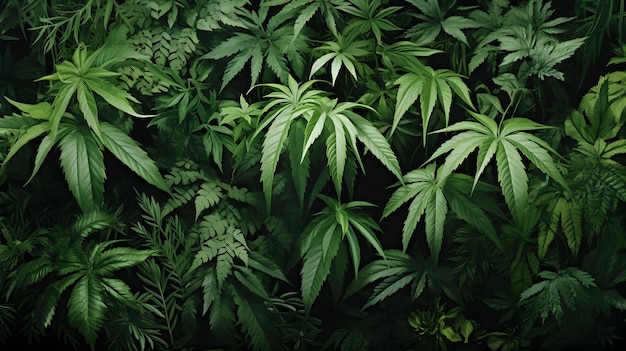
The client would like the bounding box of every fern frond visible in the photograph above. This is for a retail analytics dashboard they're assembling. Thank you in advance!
[195,181,224,220]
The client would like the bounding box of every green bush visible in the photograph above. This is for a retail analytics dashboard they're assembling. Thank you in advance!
[1,0,626,350]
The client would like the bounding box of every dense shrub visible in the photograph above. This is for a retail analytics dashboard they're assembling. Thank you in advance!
[1,1,626,350]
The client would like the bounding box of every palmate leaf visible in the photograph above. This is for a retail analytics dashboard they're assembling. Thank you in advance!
[346,249,426,308]
[338,0,402,44]
[300,196,384,312]
[254,77,323,209]
[493,25,585,80]
[520,267,597,325]
[200,7,306,90]
[383,164,449,261]
[393,63,474,144]
[58,122,106,213]
[254,76,402,211]
[307,97,403,194]
[309,32,371,85]
[3,44,158,210]
[268,0,348,37]
[427,112,568,223]
[201,32,258,91]
[99,122,168,193]
[36,44,152,142]
[405,0,479,45]
[58,240,152,347]
[567,80,622,145]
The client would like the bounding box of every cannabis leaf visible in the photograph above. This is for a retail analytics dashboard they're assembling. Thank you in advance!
[254,77,324,208]
[254,76,401,209]
[519,267,597,325]
[469,0,584,80]
[346,249,462,308]
[383,164,500,261]
[16,212,155,349]
[309,32,372,85]
[267,0,349,37]
[498,27,586,80]
[346,249,427,309]
[405,0,479,45]
[426,111,568,223]
[200,6,308,90]
[338,0,402,44]
[303,96,403,196]
[566,79,624,145]
[63,243,153,347]
[300,195,386,313]
[0,44,167,211]
[393,59,474,144]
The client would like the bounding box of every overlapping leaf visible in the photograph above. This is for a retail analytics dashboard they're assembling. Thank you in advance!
[393,60,474,144]
[426,111,568,223]
[300,195,385,313]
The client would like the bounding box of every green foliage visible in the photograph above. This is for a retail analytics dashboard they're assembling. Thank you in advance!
[519,267,596,325]
[346,249,462,309]
[2,210,151,349]
[405,0,480,46]
[470,0,586,81]
[426,111,568,223]
[200,6,309,90]
[0,43,167,212]
[392,57,474,144]
[338,0,402,44]
[252,76,401,209]
[383,165,500,261]
[408,297,484,350]
[309,32,372,85]
[269,0,348,37]
[299,195,385,312]
[2,1,626,350]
